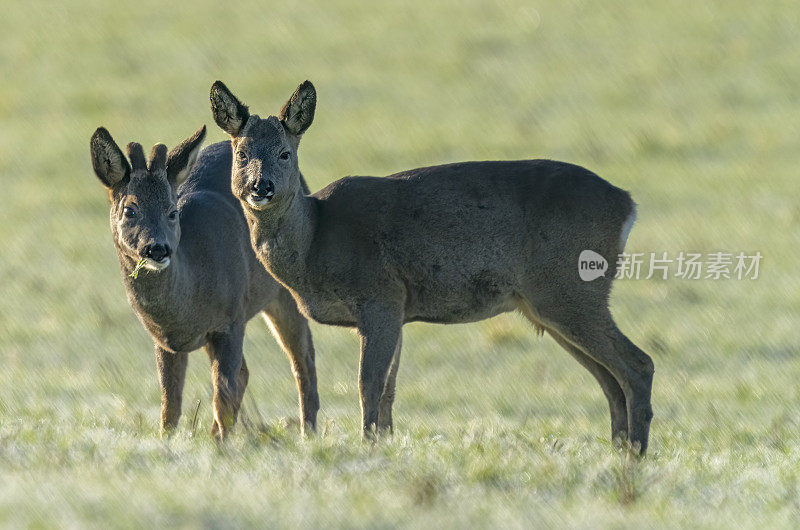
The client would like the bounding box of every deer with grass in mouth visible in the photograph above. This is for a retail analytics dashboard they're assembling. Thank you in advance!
[89,125,319,438]
[211,80,654,453]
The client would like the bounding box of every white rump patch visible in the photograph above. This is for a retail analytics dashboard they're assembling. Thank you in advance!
[619,205,637,251]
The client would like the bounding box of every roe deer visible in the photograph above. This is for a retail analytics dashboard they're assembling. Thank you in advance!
[89,125,319,438]
[210,80,654,453]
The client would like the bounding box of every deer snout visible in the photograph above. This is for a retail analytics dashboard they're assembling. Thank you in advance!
[251,177,275,199]
[247,178,276,210]
[143,243,171,263]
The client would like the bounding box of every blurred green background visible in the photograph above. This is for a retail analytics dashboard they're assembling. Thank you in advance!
[1,0,798,527]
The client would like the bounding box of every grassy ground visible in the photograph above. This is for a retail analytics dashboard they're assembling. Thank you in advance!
[1,0,798,527]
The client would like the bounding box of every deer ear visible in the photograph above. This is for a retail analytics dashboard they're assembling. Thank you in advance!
[210,81,249,136]
[90,127,131,189]
[279,80,316,136]
[167,125,206,187]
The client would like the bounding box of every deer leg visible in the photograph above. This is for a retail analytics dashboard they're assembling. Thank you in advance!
[612,331,654,454]
[357,303,403,440]
[378,334,402,433]
[544,308,654,455]
[205,323,245,440]
[155,346,189,437]
[211,355,250,438]
[262,288,319,435]
[547,331,629,445]
[236,356,250,407]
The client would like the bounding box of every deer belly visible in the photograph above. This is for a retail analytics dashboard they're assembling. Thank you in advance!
[152,331,206,353]
[404,270,517,324]
[294,291,357,327]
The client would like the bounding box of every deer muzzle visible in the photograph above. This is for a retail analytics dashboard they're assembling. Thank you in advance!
[247,177,275,209]
[141,243,172,271]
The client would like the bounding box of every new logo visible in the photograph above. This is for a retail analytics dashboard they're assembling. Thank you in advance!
[578,250,608,281]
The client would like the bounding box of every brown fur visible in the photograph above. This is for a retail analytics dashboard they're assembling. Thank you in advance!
[211,81,654,453]
[89,125,319,438]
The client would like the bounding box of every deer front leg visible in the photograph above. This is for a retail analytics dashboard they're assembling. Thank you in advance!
[155,346,189,437]
[205,323,246,440]
[262,288,320,436]
[378,334,402,433]
[210,356,249,438]
[357,303,403,440]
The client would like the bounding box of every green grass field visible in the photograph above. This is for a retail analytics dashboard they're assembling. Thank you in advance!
[1,0,798,527]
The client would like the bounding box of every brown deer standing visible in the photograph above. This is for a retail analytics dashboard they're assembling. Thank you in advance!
[210,81,654,453]
[89,125,319,438]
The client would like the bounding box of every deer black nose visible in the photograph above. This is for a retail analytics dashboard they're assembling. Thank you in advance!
[251,178,275,198]
[144,243,170,262]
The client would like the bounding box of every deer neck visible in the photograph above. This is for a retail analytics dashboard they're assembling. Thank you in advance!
[247,186,316,293]
[118,245,187,316]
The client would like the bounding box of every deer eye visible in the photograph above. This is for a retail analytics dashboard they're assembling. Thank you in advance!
[279,150,290,160]
[168,210,178,221]
[123,206,136,218]
[236,151,248,164]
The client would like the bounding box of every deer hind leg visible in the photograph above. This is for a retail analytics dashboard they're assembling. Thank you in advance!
[546,331,628,445]
[210,355,250,438]
[520,298,653,454]
[262,287,320,435]
[549,310,652,454]
[378,334,402,433]
[518,301,628,444]
[236,356,250,407]
[205,323,246,440]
